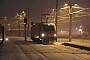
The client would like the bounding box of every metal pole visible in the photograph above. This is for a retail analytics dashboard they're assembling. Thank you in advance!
[69,5,72,42]
[25,24,26,41]
[1,26,4,44]
[46,18,48,23]
[4,16,7,36]
[55,0,58,42]
[28,8,29,37]
[41,11,42,23]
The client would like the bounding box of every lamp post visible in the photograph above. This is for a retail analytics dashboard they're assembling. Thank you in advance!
[4,16,7,36]
[63,3,79,42]
[62,4,73,42]
[20,11,27,41]
[4,16,7,26]
[27,8,30,37]
[55,0,58,42]
[68,5,72,42]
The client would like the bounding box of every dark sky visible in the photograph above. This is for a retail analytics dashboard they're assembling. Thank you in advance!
[0,0,90,17]
[0,0,90,34]
[0,0,55,17]
[0,0,90,25]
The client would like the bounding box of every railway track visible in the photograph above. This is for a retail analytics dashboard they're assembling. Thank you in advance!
[11,39,90,60]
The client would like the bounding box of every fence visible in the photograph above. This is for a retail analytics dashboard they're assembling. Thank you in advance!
[6,30,31,37]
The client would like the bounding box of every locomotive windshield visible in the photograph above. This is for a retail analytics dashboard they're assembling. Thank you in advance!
[43,25,55,32]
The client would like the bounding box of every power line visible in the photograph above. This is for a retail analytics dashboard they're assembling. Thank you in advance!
[74,0,79,3]
[28,0,36,8]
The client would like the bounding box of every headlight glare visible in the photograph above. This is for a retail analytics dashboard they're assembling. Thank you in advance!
[42,33,45,37]
[54,34,56,37]
[6,38,8,41]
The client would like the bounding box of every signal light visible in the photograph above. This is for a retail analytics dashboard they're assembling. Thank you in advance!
[24,17,27,25]
[24,23,26,25]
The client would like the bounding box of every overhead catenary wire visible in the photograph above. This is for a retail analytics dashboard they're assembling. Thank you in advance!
[28,0,36,8]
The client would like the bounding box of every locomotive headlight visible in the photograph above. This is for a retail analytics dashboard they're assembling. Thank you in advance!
[0,38,2,40]
[42,33,45,37]
[5,38,8,41]
[54,34,56,37]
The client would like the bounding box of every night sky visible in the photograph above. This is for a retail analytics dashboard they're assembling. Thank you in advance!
[0,0,90,33]
[0,0,90,18]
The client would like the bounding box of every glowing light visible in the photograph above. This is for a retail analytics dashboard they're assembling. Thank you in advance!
[48,24,50,26]
[65,4,68,6]
[42,33,45,37]
[79,29,82,32]
[6,38,8,41]
[24,23,26,25]
[0,38,2,40]
[54,34,56,37]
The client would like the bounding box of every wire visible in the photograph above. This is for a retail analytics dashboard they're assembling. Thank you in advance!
[28,0,36,8]
[74,0,79,3]
[22,0,36,12]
